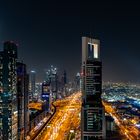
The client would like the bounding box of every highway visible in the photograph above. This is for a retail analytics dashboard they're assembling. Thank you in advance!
[26,103,56,140]
[103,102,140,140]
[34,91,81,140]
[28,92,140,140]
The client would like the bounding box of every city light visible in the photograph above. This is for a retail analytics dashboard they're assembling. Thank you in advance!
[0,40,140,140]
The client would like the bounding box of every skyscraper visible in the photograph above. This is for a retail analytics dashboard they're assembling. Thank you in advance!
[75,72,80,91]
[45,66,58,100]
[17,62,29,140]
[81,37,106,139]
[35,83,42,100]
[63,70,67,85]
[41,81,51,112]
[50,66,58,100]
[0,41,18,140]
[29,70,36,101]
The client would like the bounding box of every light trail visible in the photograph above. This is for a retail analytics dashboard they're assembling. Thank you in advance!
[103,102,140,140]
[35,92,81,140]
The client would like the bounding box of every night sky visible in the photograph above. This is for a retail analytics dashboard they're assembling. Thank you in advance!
[0,0,140,82]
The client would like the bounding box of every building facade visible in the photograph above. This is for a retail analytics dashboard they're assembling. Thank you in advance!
[0,41,18,140]
[29,70,36,101]
[75,72,81,91]
[17,62,29,140]
[41,81,51,112]
[81,37,106,139]
[45,66,58,100]
[35,83,42,100]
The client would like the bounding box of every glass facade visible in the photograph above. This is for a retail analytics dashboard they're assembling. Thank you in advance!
[17,62,29,140]
[42,82,51,111]
[84,61,102,105]
[29,71,36,101]
[0,41,18,140]
[81,37,106,140]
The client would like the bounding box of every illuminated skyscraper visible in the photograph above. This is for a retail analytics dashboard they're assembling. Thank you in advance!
[0,41,18,140]
[50,66,58,99]
[35,83,42,100]
[81,37,106,139]
[75,72,80,91]
[45,66,58,100]
[17,62,29,140]
[29,70,36,101]
[41,81,51,112]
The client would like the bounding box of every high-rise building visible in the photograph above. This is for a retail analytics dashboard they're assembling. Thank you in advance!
[50,66,58,99]
[0,41,18,140]
[75,72,80,91]
[35,83,42,100]
[81,37,106,139]
[63,70,67,85]
[41,81,51,112]
[60,70,67,97]
[45,66,58,100]
[29,70,36,101]
[17,62,29,140]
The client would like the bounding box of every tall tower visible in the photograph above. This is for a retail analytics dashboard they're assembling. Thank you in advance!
[41,81,51,112]
[63,70,67,85]
[75,72,80,91]
[50,66,58,99]
[46,66,58,100]
[17,62,29,140]
[81,37,106,139]
[29,70,36,101]
[0,41,18,140]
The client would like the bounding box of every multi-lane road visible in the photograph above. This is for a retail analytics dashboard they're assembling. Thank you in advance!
[34,92,81,140]
[103,102,140,140]
[27,91,140,140]
[26,103,56,140]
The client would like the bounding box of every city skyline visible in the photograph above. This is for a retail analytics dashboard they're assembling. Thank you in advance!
[0,0,140,82]
[0,37,140,140]
[0,30,140,140]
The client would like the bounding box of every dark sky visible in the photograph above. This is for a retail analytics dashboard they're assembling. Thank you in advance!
[0,0,140,82]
